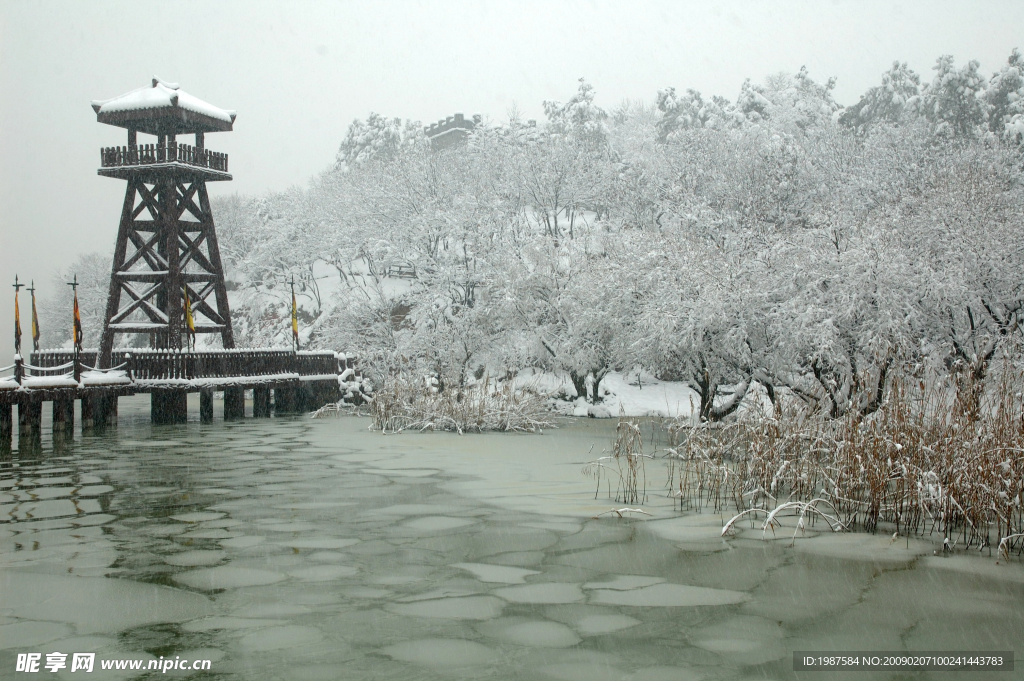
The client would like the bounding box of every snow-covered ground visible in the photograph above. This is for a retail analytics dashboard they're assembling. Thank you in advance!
[513,368,698,420]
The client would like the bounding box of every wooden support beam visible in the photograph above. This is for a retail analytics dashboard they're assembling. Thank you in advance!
[273,385,296,415]
[53,397,75,432]
[253,386,271,417]
[200,388,214,423]
[223,387,245,420]
[0,403,11,447]
[312,379,340,409]
[99,179,140,367]
[105,395,118,427]
[152,390,187,425]
[81,394,94,429]
[18,400,42,436]
[82,393,109,429]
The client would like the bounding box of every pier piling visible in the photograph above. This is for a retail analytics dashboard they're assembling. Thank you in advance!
[53,397,75,432]
[253,386,271,417]
[152,390,188,425]
[200,388,214,423]
[1,404,11,446]
[18,400,42,435]
[274,385,296,414]
[224,387,245,420]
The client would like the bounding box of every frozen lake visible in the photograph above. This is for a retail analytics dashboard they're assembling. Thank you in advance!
[1,396,1021,680]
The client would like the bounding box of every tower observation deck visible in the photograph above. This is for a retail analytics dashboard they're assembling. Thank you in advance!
[93,78,237,364]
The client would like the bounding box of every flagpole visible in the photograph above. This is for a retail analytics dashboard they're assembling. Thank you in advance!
[12,275,24,359]
[68,274,81,382]
[290,276,299,353]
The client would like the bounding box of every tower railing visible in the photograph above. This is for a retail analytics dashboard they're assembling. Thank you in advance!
[100,142,229,173]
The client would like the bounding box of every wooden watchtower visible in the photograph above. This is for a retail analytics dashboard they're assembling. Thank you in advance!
[93,78,236,366]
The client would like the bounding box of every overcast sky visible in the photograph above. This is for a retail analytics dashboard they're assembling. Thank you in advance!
[1,0,1022,358]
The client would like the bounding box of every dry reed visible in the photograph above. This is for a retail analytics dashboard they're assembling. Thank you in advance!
[665,358,1024,555]
[584,416,652,505]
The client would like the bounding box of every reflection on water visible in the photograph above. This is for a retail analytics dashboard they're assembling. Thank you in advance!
[1,396,1022,680]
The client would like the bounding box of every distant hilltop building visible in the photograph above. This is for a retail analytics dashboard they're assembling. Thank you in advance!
[424,113,481,150]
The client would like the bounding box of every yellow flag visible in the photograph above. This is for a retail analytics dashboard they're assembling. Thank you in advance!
[291,289,299,349]
[184,286,196,344]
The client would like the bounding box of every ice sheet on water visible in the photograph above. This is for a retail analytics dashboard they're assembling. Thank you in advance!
[375,503,473,516]
[171,512,226,523]
[288,565,358,581]
[182,617,288,632]
[478,617,582,648]
[0,621,74,650]
[589,583,748,607]
[306,551,349,562]
[402,515,477,532]
[536,661,628,681]
[344,586,391,599]
[582,575,665,591]
[173,566,285,590]
[362,468,440,477]
[789,531,929,563]
[273,501,356,510]
[70,513,118,526]
[238,625,325,651]
[688,614,785,662]
[396,587,479,602]
[628,667,706,681]
[259,522,319,532]
[220,535,265,548]
[165,550,226,566]
[575,614,642,636]
[230,604,310,619]
[1,571,214,634]
[381,638,496,668]
[519,520,583,533]
[278,537,360,549]
[919,555,1024,583]
[182,529,238,539]
[488,551,546,566]
[451,562,541,584]
[385,595,505,620]
[492,583,585,604]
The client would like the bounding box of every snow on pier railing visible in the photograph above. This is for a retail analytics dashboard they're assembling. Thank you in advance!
[29,348,346,383]
[100,141,228,173]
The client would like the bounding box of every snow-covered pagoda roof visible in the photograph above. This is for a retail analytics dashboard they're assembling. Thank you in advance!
[91,78,236,135]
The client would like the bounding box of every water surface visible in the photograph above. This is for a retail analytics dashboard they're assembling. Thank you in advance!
[1,396,1021,680]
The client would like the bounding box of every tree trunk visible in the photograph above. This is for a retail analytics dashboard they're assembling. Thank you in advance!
[590,368,610,404]
[569,370,588,402]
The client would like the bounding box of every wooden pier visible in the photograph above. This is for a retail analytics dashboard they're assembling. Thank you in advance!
[1,349,348,443]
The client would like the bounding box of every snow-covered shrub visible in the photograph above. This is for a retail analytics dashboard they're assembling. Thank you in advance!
[370,373,554,433]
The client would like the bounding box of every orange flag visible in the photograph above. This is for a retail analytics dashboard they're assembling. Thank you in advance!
[72,289,83,352]
[184,286,196,348]
[291,288,299,350]
[14,288,21,355]
[30,284,40,352]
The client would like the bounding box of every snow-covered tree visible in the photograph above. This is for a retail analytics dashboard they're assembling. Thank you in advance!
[921,55,989,138]
[839,61,922,132]
[985,49,1024,143]
[37,252,113,350]
[335,112,426,171]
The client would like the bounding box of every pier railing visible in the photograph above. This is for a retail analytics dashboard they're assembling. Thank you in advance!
[30,348,341,383]
[100,142,228,173]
